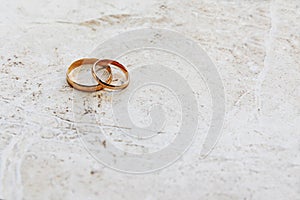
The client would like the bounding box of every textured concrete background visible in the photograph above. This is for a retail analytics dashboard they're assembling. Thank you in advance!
[0,0,300,199]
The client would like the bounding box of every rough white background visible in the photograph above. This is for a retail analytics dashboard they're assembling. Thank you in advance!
[0,0,300,199]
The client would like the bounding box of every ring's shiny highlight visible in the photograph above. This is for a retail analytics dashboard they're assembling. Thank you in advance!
[92,59,129,90]
[66,58,112,92]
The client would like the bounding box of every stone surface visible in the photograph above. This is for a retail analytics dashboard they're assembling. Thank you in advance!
[0,0,299,199]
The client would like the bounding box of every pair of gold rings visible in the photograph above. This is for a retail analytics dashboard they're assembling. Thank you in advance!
[66,58,129,92]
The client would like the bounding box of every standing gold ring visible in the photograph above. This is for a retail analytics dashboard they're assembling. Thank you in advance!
[92,59,129,90]
[66,58,112,92]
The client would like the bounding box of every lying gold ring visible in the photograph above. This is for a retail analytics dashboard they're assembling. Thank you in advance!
[66,58,112,92]
[92,59,129,90]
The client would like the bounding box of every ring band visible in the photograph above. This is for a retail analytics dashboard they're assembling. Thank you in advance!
[92,59,129,90]
[66,58,112,92]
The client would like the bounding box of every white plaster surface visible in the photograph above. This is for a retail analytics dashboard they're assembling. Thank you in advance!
[0,0,300,199]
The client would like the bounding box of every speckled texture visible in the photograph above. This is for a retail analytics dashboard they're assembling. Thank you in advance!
[0,0,300,199]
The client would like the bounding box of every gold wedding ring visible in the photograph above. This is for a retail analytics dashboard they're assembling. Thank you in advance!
[66,58,112,92]
[66,58,129,92]
[92,59,129,90]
